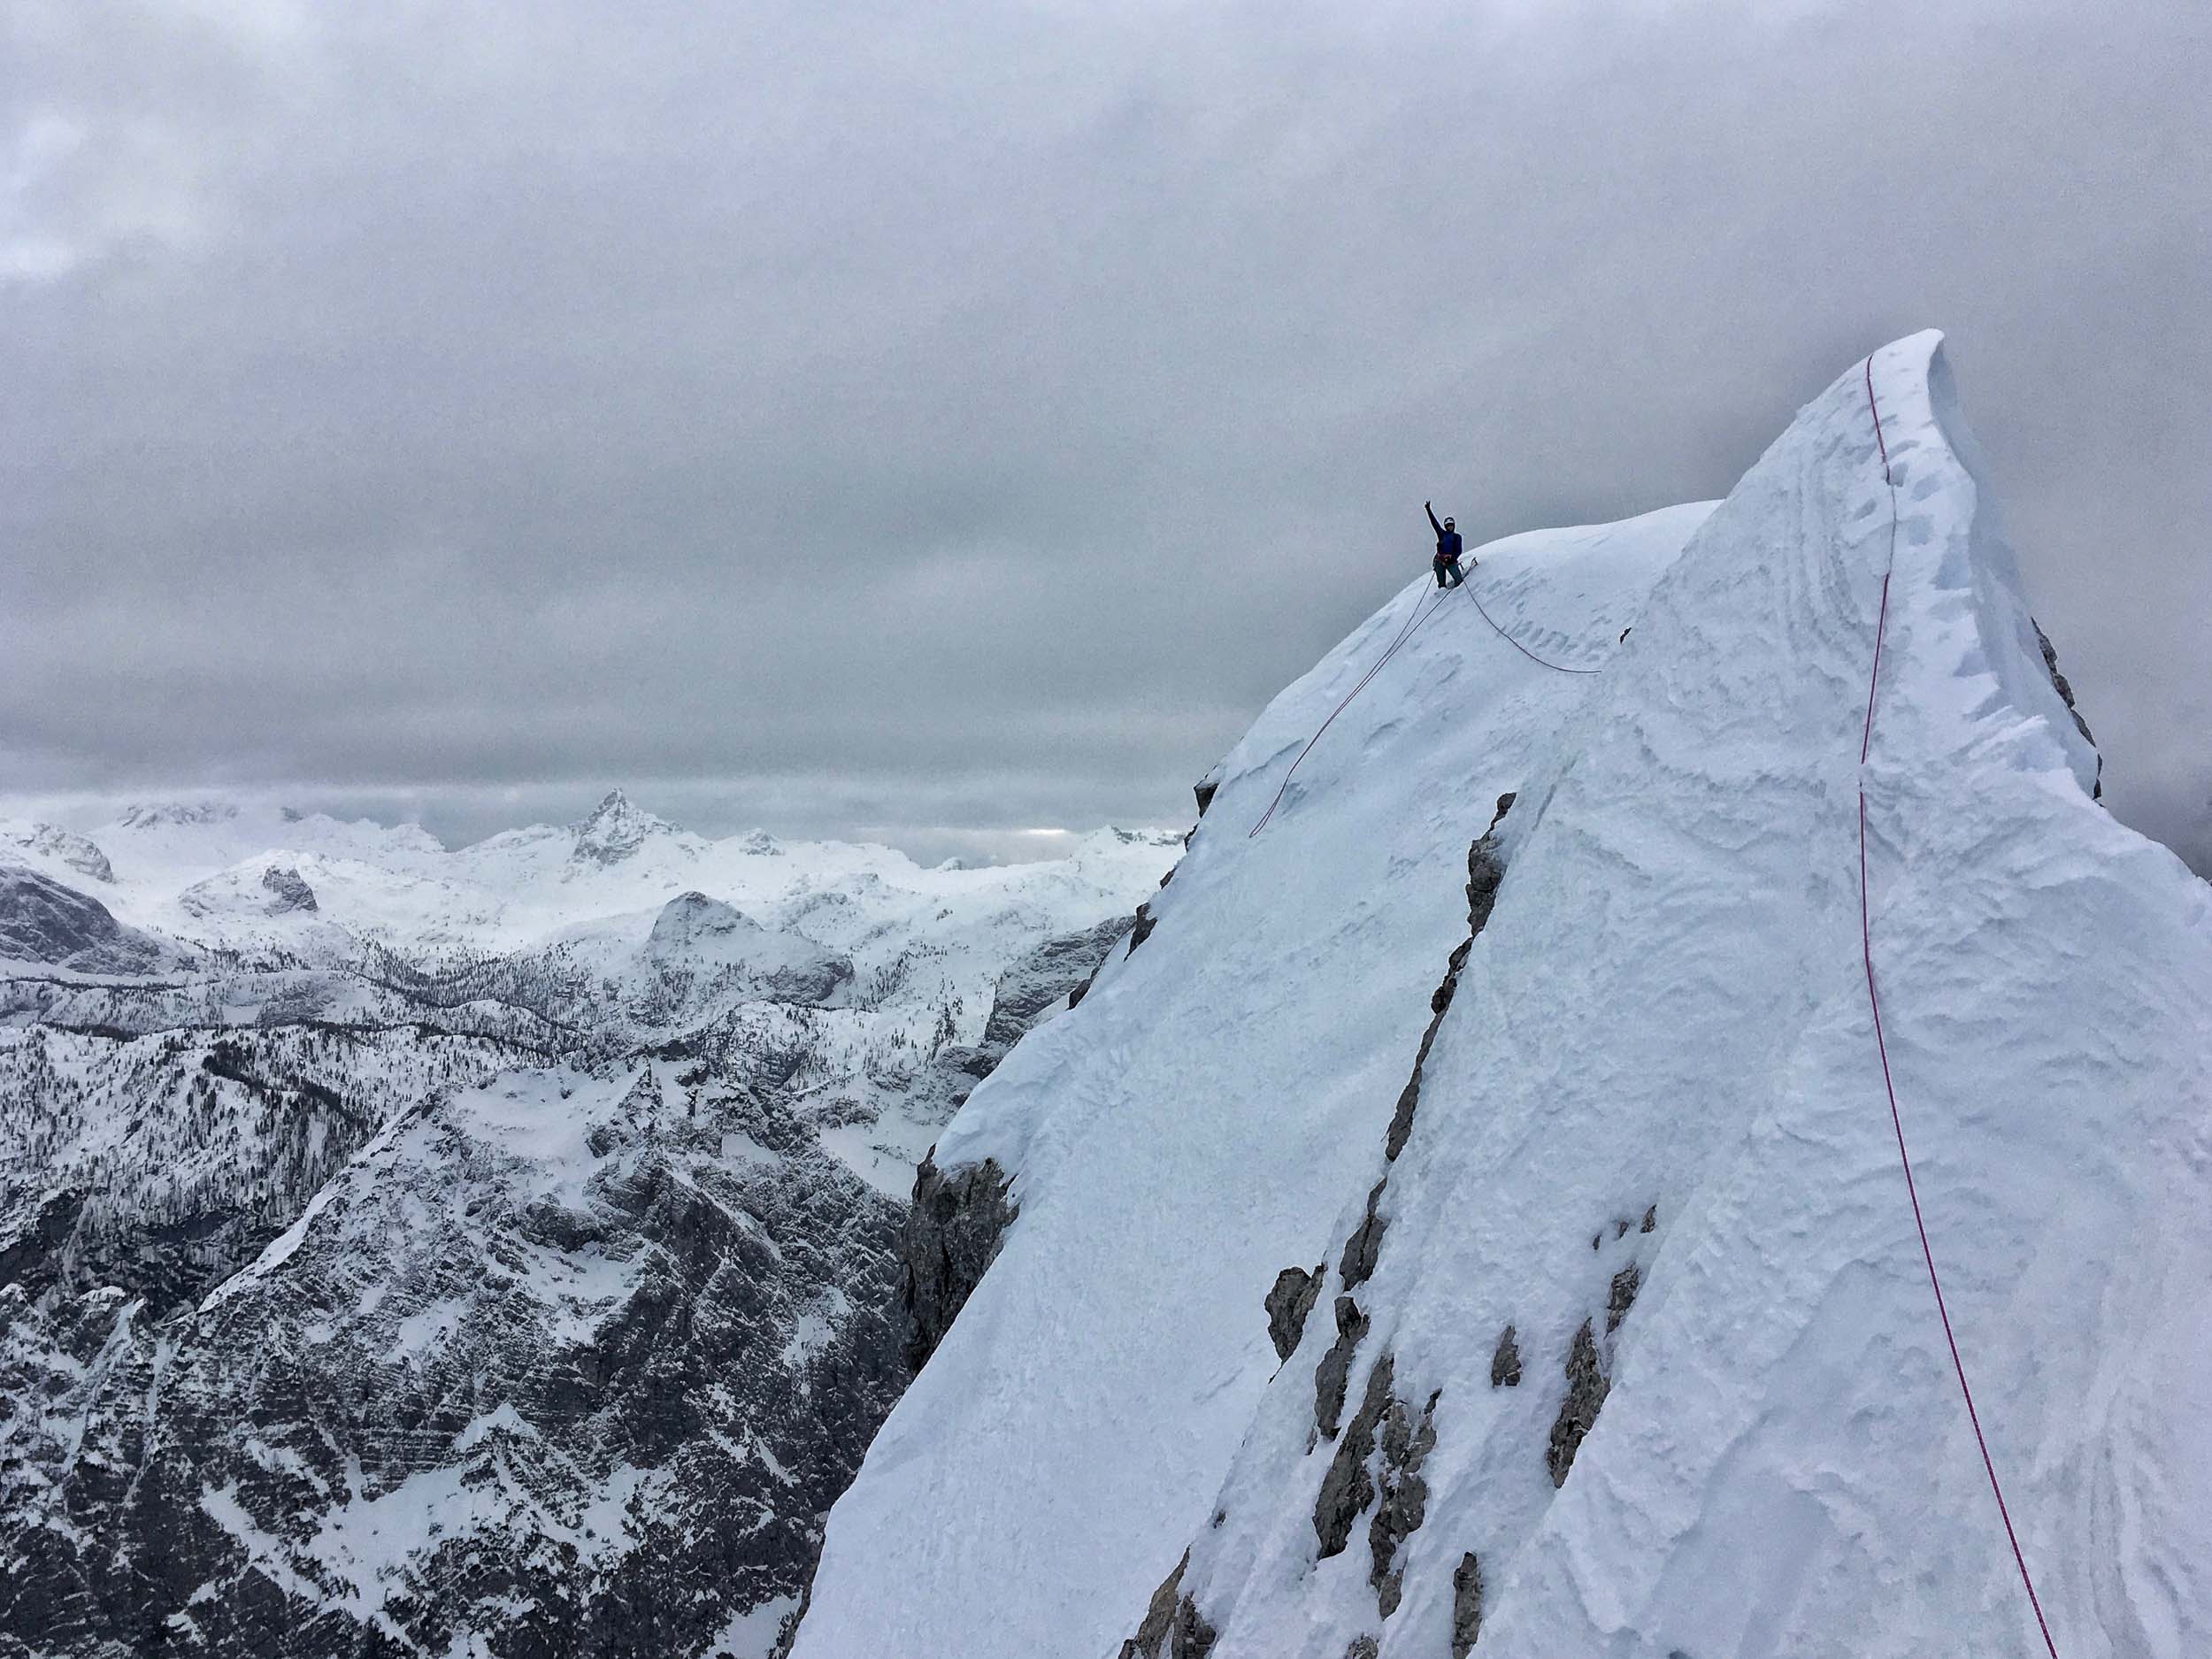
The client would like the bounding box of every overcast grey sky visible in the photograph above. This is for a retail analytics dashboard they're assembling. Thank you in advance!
[5,0,2208,868]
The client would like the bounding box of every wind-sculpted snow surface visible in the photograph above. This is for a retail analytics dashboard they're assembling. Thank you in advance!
[793,335,2210,1658]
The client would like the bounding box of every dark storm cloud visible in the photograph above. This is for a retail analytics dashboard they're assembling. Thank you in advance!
[5,0,2208,866]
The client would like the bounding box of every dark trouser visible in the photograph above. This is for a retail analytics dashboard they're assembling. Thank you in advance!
[1434,556,1464,588]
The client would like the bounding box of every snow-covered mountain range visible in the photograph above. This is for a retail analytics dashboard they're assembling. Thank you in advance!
[790,334,2212,1657]
[8,332,2207,1659]
[0,795,1178,1655]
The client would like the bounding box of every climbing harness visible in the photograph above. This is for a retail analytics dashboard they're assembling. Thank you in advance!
[1248,566,1602,837]
[1856,352,2060,1658]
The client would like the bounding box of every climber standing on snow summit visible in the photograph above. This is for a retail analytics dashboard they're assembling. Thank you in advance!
[1425,501,1468,588]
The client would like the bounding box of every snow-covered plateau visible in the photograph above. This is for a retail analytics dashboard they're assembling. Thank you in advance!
[0,793,1178,1656]
[790,334,2211,1659]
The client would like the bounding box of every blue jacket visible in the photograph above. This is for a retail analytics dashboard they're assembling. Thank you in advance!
[1426,504,1463,564]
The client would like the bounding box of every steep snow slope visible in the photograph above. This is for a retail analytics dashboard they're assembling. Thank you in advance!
[792,497,1715,1656]
[795,334,2208,1658]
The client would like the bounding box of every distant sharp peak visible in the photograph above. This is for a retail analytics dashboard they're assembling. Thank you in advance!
[738,827,784,856]
[569,789,692,865]
[116,800,242,830]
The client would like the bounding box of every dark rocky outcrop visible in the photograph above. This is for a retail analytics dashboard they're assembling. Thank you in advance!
[258,864,319,913]
[0,866,177,975]
[1119,1551,1190,1659]
[1368,1387,1441,1617]
[1264,1263,1325,1363]
[1545,1318,1609,1488]
[902,1153,1018,1374]
[1451,1551,1486,1657]
[1171,1595,1220,1659]
[1383,792,1516,1164]
[2032,617,2102,800]
[1339,1179,1388,1291]
[1316,1351,1394,1557]
[1464,792,1515,933]
[1490,1324,1521,1388]
[1313,1294,1371,1441]
[1607,1262,1642,1335]
[0,1187,85,1299]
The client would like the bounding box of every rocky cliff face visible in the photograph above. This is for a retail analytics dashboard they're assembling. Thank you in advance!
[0,827,113,886]
[0,865,186,976]
[0,1061,902,1659]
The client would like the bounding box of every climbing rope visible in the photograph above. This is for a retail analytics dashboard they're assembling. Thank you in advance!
[1462,581,1600,675]
[1856,351,2060,1658]
[1248,565,1606,837]
[1248,583,1450,836]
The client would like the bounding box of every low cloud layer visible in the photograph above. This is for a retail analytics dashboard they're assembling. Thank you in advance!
[5,0,2207,866]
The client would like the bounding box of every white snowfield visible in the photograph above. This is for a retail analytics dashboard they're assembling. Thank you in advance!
[794,334,2211,1658]
[0,791,1174,964]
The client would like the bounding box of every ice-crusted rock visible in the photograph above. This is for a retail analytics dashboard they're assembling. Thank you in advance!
[641,890,853,1007]
[116,801,240,830]
[0,824,113,884]
[900,1152,1017,1374]
[571,788,690,866]
[258,864,319,913]
[1263,1263,1325,1363]
[0,865,181,974]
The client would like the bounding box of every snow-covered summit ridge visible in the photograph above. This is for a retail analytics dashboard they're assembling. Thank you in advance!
[794,335,2209,1659]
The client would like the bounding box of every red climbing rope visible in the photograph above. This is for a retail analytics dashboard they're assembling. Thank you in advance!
[1856,351,2060,1659]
